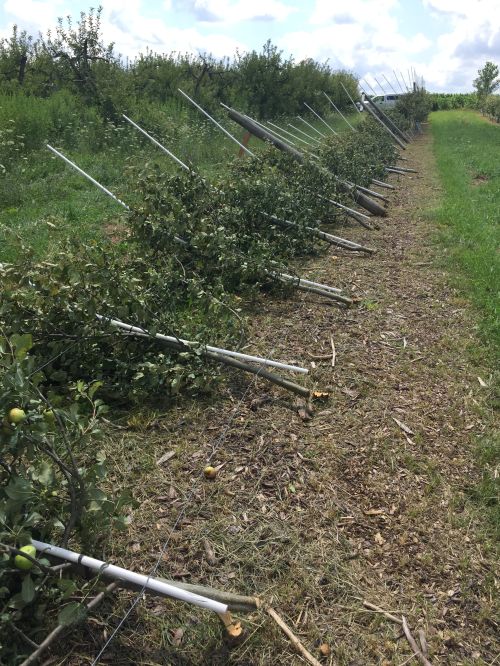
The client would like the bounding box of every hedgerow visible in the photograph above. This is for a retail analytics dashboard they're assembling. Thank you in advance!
[1,113,395,408]
[0,245,243,403]
[483,95,500,122]
[429,93,478,111]
[390,90,432,131]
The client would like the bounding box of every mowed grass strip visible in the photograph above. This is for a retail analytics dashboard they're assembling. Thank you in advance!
[430,110,500,361]
[430,109,499,536]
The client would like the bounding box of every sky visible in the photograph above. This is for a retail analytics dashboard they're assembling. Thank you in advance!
[1,0,499,92]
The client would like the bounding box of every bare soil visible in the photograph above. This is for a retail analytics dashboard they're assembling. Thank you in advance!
[57,128,498,665]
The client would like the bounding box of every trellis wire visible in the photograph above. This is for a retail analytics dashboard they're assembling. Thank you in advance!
[303,102,338,135]
[322,92,357,132]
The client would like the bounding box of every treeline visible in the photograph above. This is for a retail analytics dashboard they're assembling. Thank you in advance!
[0,7,358,119]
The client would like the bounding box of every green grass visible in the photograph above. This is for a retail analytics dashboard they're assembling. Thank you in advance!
[429,109,499,539]
[430,110,500,361]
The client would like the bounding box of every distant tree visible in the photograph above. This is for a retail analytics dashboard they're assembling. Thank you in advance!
[235,40,293,118]
[0,25,36,87]
[41,6,116,105]
[473,61,500,100]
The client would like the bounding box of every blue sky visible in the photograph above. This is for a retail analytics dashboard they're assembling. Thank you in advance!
[1,0,499,92]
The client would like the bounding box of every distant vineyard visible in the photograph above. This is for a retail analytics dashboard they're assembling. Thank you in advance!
[429,92,500,123]
[429,93,478,111]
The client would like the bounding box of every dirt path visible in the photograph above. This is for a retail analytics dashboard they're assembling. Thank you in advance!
[66,128,498,665]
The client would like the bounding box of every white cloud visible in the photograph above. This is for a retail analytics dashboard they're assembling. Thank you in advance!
[102,4,246,58]
[2,0,64,35]
[420,0,500,90]
[1,0,247,59]
[175,0,296,23]
[310,0,398,26]
[279,0,431,94]
[277,0,500,92]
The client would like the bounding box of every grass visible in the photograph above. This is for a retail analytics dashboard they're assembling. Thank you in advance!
[429,110,500,362]
[429,109,499,541]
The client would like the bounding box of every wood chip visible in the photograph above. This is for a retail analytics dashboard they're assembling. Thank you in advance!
[319,643,331,656]
[392,417,414,435]
[157,450,176,466]
[203,539,217,565]
[330,336,336,367]
[171,627,184,646]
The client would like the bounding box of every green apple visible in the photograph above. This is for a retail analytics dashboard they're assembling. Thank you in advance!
[43,409,56,425]
[8,408,26,424]
[14,544,37,570]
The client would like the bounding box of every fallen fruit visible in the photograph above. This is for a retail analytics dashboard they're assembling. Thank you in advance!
[203,465,217,479]
[14,544,37,570]
[319,643,331,656]
[8,408,26,424]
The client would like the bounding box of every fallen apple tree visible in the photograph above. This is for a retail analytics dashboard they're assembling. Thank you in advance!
[122,114,358,294]
[99,315,311,397]
[219,101,388,217]
[19,539,261,666]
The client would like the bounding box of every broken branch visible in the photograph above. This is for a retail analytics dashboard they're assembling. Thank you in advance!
[267,607,322,666]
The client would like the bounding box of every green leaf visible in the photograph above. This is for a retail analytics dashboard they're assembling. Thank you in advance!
[21,575,35,603]
[32,461,54,486]
[10,333,33,360]
[58,601,87,626]
[5,476,33,501]
[57,578,78,598]
[88,381,103,399]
